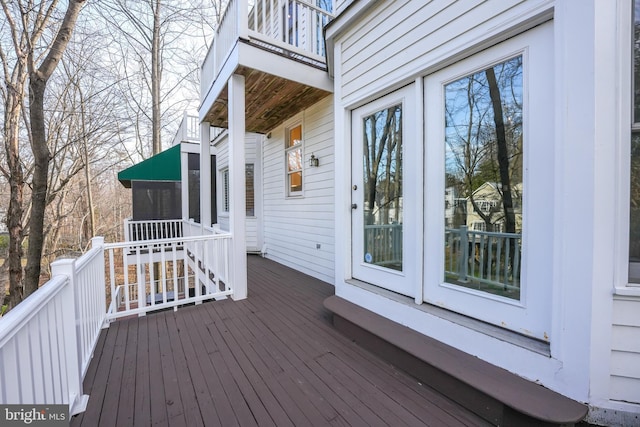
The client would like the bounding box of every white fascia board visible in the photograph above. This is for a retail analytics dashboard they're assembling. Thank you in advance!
[199,42,240,123]
[180,141,202,154]
[238,42,334,93]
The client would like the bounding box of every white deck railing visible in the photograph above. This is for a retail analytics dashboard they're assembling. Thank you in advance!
[445,226,522,291]
[201,0,333,100]
[0,237,106,416]
[107,222,232,320]
[0,220,234,414]
[124,218,184,242]
[171,113,200,146]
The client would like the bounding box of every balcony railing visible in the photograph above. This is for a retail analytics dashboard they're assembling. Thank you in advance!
[0,220,233,414]
[201,0,334,99]
[171,113,200,146]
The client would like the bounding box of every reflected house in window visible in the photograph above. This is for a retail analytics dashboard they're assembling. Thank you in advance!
[465,182,523,234]
[445,186,467,229]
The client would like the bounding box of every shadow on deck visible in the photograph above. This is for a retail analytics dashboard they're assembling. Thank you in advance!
[71,255,490,427]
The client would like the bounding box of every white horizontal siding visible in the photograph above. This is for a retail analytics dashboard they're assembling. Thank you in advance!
[262,95,334,283]
[610,298,640,404]
[339,0,550,104]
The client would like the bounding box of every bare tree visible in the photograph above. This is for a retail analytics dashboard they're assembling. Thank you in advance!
[0,0,86,309]
[98,0,213,156]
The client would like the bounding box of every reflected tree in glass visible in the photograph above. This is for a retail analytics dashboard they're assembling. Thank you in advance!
[362,104,403,271]
[443,56,523,299]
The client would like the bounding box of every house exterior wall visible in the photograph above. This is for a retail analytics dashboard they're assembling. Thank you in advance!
[262,95,335,284]
[328,0,639,423]
[214,133,262,252]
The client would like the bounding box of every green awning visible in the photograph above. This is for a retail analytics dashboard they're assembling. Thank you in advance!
[118,144,181,188]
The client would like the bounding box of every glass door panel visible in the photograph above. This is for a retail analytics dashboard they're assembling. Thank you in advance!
[424,23,553,340]
[443,55,523,300]
[351,85,418,297]
[362,105,403,271]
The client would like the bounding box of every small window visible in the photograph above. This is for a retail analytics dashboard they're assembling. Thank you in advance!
[286,124,303,196]
[246,164,255,216]
[222,169,230,213]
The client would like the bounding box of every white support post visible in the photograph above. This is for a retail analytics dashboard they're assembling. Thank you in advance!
[229,74,248,300]
[200,123,212,231]
[50,258,89,416]
[180,146,190,225]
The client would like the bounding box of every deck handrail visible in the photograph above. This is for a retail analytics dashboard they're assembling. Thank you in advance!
[0,237,107,416]
[105,231,233,320]
[124,218,184,242]
[0,223,234,414]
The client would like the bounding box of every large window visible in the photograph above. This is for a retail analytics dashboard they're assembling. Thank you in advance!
[630,0,640,282]
[443,55,523,300]
[286,124,303,196]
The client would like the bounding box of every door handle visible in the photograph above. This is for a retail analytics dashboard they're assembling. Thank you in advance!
[351,204,358,210]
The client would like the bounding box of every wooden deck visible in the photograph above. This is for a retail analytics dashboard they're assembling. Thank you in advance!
[71,255,490,427]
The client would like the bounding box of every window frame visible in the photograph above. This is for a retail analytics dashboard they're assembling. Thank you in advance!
[624,0,640,291]
[423,23,555,340]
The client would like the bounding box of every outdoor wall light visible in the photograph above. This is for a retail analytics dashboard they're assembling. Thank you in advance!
[309,154,319,167]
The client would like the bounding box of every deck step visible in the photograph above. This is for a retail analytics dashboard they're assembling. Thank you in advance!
[323,295,588,427]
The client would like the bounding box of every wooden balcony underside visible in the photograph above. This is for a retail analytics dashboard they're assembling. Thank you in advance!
[203,63,331,134]
[71,256,489,427]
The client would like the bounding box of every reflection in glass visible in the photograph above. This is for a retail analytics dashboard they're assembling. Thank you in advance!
[362,104,403,271]
[286,125,303,194]
[443,56,523,300]
[631,133,640,263]
[635,0,640,122]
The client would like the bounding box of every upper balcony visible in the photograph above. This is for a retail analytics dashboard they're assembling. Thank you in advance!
[200,0,334,133]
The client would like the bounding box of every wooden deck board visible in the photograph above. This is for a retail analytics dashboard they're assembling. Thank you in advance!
[133,315,151,426]
[71,255,490,427]
[247,267,489,426]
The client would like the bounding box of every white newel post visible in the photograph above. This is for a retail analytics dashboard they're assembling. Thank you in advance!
[201,123,212,230]
[91,237,108,319]
[229,74,248,300]
[50,258,89,416]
